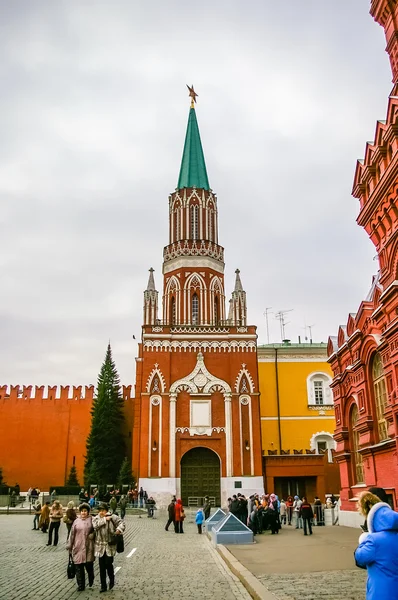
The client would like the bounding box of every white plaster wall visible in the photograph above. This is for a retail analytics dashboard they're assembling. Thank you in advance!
[221,476,264,509]
[138,477,177,509]
[338,509,364,529]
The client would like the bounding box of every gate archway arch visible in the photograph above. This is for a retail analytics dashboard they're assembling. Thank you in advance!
[180,447,221,506]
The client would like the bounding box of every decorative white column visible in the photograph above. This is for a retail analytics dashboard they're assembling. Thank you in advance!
[224,393,233,477]
[169,393,177,478]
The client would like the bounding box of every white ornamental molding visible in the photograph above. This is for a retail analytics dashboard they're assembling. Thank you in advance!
[237,327,248,333]
[169,352,232,395]
[163,240,224,263]
[176,426,225,437]
[170,326,230,334]
[235,364,255,394]
[152,326,163,332]
[143,340,256,353]
[145,364,167,394]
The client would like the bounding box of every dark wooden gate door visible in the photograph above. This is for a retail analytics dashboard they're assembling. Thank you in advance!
[180,447,221,506]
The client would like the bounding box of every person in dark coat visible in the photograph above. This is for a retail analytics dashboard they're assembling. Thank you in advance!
[165,498,175,531]
[355,491,398,600]
[300,497,314,536]
[230,495,239,517]
[267,493,279,534]
[203,496,211,520]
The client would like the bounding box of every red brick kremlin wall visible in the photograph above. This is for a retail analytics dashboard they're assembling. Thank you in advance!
[0,385,134,490]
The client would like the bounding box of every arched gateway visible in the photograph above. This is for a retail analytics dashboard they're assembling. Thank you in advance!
[180,447,221,506]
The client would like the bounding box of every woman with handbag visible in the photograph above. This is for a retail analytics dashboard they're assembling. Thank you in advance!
[93,502,125,593]
[67,502,95,591]
[174,498,185,534]
[64,501,77,540]
[47,500,63,546]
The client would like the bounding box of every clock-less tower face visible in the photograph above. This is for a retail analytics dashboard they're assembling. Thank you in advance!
[134,96,263,507]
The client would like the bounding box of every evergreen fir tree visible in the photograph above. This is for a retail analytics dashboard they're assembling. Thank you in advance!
[66,465,80,487]
[0,467,3,486]
[84,343,126,486]
[118,457,133,489]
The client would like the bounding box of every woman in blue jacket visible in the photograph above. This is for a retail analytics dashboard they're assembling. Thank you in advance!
[354,491,398,600]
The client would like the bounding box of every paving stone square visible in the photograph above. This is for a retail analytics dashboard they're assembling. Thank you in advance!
[0,511,251,600]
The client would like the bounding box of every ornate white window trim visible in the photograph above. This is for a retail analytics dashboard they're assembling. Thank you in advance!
[307,372,333,406]
[169,352,231,395]
[235,364,255,394]
[310,431,336,463]
[145,364,166,394]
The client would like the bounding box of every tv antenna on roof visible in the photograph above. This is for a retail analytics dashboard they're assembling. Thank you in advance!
[275,309,293,342]
[303,323,315,344]
[263,307,273,344]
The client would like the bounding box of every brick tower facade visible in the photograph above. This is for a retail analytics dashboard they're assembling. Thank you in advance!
[132,96,263,506]
[327,1,398,526]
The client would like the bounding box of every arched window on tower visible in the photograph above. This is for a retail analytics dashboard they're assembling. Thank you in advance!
[192,293,199,325]
[351,404,364,484]
[214,295,218,325]
[171,297,176,325]
[372,353,388,440]
[208,210,213,241]
[191,205,199,240]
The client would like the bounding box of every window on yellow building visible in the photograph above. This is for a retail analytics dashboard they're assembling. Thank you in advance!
[307,372,333,406]
[372,353,388,441]
[314,381,324,405]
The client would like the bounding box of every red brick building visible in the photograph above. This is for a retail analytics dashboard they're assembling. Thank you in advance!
[132,98,264,506]
[328,0,398,526]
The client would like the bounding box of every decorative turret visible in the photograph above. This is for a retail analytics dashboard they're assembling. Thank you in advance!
[371,0,398,83]
[229,269,247,326]
[143,268,158,325]
[162,87,226,326]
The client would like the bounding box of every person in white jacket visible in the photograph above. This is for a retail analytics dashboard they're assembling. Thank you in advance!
[293,495,303,529]
[92,502,125,593]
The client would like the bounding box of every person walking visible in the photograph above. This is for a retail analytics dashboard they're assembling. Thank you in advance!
[119,495,127,519]
[195,508,205,534]
[268,493,279,534]
[67,502,95,592]
[47,500,63,546]
[279,499,287,525]
[65,501,77,540]
[355,491,398,600]
[39,501,50,533]
[293,495,303,529]
[93,502,125,593]
[32,500,42,530]
[314,496,323,526]
[165,497,176,531]
[139,487,145,508]
[146,496,156,518]
[203,496,211,520]
[109,495,118,515]
[300,497,314,536]
[286,495,294,525]
[174,498,185,533]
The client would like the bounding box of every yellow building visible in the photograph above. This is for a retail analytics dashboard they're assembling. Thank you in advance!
[257,342,340,500]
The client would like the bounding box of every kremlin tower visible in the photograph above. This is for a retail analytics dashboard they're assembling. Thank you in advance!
[132,87,263,506]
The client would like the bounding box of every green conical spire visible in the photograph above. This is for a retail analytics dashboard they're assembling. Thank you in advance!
[177,107,210,191]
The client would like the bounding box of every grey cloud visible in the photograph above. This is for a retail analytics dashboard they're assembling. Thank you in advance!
[0,0,392,383]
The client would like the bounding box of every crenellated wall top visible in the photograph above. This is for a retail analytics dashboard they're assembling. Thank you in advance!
[0,384,134,402]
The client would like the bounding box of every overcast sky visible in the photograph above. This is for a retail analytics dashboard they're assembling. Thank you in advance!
[0,0,392,386]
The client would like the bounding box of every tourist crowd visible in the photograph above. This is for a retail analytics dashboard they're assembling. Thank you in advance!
[30,498,126,593]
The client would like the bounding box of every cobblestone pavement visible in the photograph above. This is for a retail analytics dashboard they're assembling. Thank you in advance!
[0,512,251,600]
[258,570,367,600]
